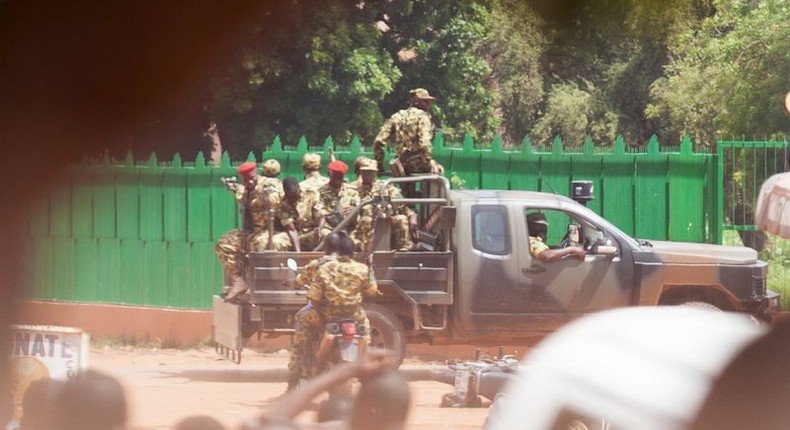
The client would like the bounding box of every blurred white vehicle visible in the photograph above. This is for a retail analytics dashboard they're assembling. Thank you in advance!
[484,306,790,430]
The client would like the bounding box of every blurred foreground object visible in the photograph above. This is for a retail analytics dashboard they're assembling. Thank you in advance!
[484,307,790,430]
[756,172,790,238]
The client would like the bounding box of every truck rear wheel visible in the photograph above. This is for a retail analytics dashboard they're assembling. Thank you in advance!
[364,303,406,368]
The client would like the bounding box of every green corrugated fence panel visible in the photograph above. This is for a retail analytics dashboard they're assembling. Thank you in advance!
[116,166,141,240]
[74,238,98,301]
[570,139,603,215]
[210,166,239,241]
[540,138,572,196]
[167,241,191,308]
[634,137,668,240]
[705,156,719,243]
[139,162,164,241]
[480,137,510,190]
[144,241,168,306]
[600,138,635,236]
[120,239,145,305]
[668,138,706,242]
[190,241,219,309]
[163,158,187,242]
[97,238,122,303]
[93,165,117,238]
[52,237,75,301]
[71,168,93,238]
[509,141,540,191]
[187,165,212,242]
[450,134,482,189]
[50,184,72,237]
[432,133,452,179]
[27,237,53,300]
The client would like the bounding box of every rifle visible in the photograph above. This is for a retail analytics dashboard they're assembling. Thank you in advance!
[327,147,337,163]
[220,176,240,191]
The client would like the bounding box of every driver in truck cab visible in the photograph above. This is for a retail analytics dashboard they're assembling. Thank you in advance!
[526,212,586,263]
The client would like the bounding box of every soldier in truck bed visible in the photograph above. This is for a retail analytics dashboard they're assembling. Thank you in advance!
[317,160,360,238]
[250,159,284,252]
[216,161,280,300]
[300,152,329,192]
[350,157,417,252]
[271,177,325,252]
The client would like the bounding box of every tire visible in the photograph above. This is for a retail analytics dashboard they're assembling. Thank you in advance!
[364,303,406,368]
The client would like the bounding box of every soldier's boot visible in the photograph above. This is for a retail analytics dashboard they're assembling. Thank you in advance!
[219,285,231,297]
[224,275,248,301]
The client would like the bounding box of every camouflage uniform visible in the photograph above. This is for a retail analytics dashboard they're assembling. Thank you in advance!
[300,171,329,192]
[374,106,435,174]
[318,181,360,237]
[215,176,278,276]
[289,256,379,379]
[271,188,324,251]
[529,236,549,259]
[249,176,283,251]
[351,176,414,251]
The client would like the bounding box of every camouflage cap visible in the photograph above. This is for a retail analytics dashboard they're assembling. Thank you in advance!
[410,88,435,100]
[359,158,378,171]
[261,159,281,177]
[526,212,548,225]
[302,152,321,170]
[354,156,369,174]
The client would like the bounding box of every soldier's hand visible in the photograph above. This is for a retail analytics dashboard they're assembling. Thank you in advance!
[570,247,587,260]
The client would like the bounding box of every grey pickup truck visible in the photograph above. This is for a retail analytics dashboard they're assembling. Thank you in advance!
[213,175,779,364]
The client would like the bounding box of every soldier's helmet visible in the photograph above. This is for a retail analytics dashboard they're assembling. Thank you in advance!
[359,158,378,172]
[261,159,281,177]
[526,212,548,227]
[302,152,322,171]
[409,88,435,101]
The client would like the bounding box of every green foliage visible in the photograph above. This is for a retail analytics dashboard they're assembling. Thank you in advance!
[648,0,790,145]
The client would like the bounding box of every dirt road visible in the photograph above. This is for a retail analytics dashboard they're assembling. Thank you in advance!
[89,346,493,429]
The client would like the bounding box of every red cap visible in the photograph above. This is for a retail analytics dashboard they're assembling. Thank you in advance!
[237,162,257,177]
[328,160,348,174]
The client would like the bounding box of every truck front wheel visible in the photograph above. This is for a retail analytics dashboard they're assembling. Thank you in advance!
[364,303,406,368]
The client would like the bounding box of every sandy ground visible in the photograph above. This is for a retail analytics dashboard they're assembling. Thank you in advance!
[88,345,493,430]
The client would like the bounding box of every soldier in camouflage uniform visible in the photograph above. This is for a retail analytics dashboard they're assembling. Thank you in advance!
[318,160,360,239]
[215,161,277,300]
[271,177,325,252]
[351,158,417,252]
[287,232,379,389]
[374,88,445,180]
[299,152,329,192]
[286,232,344,390]
[250,159,284,251]
[526,212,586,262]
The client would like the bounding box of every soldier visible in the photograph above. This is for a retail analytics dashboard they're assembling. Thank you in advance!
[215,161,274,300]
[271,177,325,252]
[286,232,344,391]
[351,158,417,252]
[287,232,380,391]
[318,160,360,238]
[526,212,586,262]
[250,159,284,251]
[300,152,329,192]
[373,88,445,180]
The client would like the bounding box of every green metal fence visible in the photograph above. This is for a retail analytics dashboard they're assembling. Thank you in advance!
[24,133,725,309]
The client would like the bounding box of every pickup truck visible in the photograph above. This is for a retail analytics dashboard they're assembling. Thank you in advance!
[213,175,780,364]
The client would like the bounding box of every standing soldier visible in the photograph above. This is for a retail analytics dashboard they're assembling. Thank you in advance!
[287,232,380,390]
[271,177,325,252]
[374,88,445,180]
[300,152,329,192]
[318,160,360,238]
[215,161,271,300]
[250,159,284,251]
[351,158,417,252]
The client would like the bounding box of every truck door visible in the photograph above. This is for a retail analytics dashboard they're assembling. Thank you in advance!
[518,206,634,324]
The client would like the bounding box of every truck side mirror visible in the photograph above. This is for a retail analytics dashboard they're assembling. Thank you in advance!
[590,238,618,257]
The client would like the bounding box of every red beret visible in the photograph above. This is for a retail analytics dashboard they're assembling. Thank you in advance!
[237,161,257,177]
[328,160,348,174]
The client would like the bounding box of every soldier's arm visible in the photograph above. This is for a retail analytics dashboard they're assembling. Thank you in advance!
[361,267,381,297]
[417,111,433,151]
[534,246,586,263]
[374,114,397,147]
